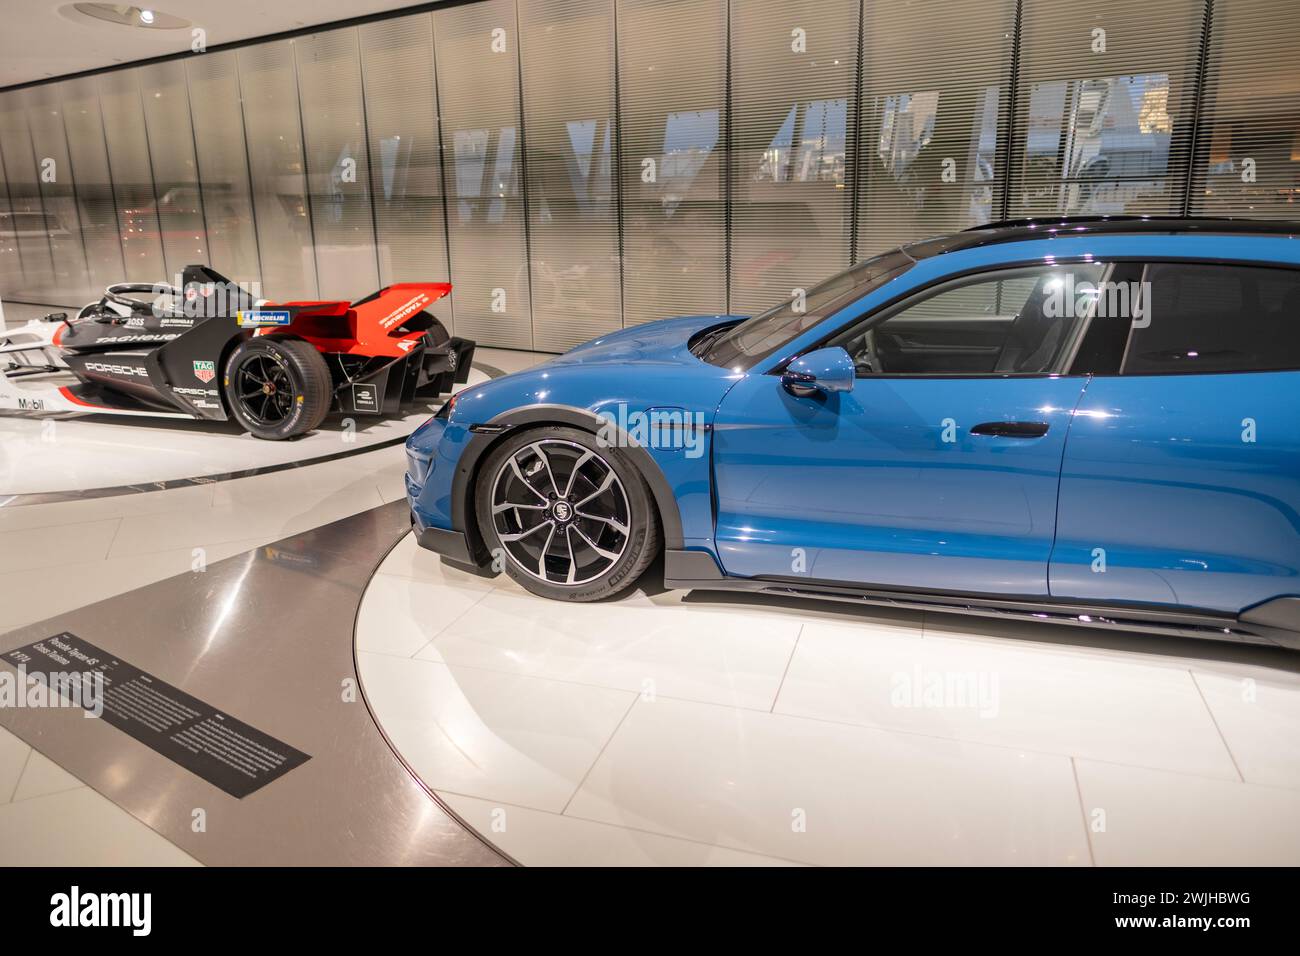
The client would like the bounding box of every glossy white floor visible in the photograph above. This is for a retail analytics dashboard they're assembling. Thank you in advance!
[0,329,536,865]
[357,534,1300,867]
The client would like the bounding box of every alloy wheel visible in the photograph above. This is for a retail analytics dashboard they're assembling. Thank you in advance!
[234,353,293,427]
[489,439,631,586]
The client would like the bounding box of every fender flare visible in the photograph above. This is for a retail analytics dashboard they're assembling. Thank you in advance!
[449,403,686,560]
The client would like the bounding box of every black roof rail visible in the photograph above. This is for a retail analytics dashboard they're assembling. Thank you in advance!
[894,215,1300,259]
[961,215,1300,235]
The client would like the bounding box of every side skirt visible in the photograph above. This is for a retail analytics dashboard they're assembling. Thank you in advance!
[662,550,1299,651]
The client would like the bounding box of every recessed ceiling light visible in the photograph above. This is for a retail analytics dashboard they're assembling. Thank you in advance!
[63,4,190,30]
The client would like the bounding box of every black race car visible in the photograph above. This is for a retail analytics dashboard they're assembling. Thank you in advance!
[0,265,473,439]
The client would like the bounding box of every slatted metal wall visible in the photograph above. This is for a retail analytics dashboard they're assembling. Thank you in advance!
[1009,0,1204,218]
[728,0,861,316]
[0,0,1296,349]
[855,0,1017,259]
[1189,0,1300,220]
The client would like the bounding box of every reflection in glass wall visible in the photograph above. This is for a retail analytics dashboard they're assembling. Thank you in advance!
[729,0,859,316]
[0,91,57,299]
[0,0,1296,347]
[359,13,454,324]
[185,50,260,287]
[519,0,621,350]
[99,69,166,281]
[60,76,125,297]
[0,121,20,295]
[296,29,379,300]
[238,40,317,300]
[856,0,1014,258]
[435,0,533,349]
[25,85,91,300]
[618,0,727,326]
[1010,0,1202,217]
[1191,0,1300,219]
[139,60,208,281]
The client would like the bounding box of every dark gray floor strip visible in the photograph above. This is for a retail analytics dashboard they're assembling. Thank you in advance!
[0,500,513,866]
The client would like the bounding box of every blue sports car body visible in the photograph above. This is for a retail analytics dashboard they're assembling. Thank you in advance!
[407,218,1300,649]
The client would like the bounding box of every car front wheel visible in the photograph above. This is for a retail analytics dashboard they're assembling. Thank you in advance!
[474,426,660,602]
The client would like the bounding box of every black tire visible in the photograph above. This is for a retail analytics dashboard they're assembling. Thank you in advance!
[475,426,661,602]
[223,336,332,440]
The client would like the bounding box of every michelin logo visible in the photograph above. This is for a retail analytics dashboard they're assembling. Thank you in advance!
[236,309,292,328]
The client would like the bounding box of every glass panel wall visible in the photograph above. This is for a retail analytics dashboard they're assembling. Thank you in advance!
[0,90,57,299]
[434,0,533,349]
[0,0,1296,347]
[98,69,166,281]
[24,85,92,300]
[139,60,207,281]
[238,39,318,300]
[359,13,454,326]
[296,28,380,300]
[1010,0,1203,217]
[729,0,860,316]
[855,0,1016,258]
[185,50,261,288]
[617,0,727,326]
[59,76,125,297]
[1190,0,1300,219]
[518,0,621,351]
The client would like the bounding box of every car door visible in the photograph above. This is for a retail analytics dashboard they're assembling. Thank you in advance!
[1050,260,1300,614]
[711,262,1106,596]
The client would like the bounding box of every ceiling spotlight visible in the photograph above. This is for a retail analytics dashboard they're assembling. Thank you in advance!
[64,4,190,30]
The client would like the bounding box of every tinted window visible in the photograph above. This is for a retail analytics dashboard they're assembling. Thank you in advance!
[698,249,912,370]
[1122,263,1300,375]
[829,263,1106,375]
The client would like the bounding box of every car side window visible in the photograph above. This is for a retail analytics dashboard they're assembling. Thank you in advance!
[828,263,1107,376]
[1120,263,1300,375]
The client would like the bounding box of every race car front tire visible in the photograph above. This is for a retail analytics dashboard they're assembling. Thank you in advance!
[224,337,332,440]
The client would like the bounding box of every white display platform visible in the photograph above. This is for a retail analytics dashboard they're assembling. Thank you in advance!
[0,367,488,497]
[355,532,1300,867]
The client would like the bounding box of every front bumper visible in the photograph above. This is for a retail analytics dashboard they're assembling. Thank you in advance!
[407,414,485,567]
[411,510,477,565]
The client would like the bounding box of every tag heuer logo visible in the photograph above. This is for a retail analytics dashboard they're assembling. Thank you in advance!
[193,360,216,383]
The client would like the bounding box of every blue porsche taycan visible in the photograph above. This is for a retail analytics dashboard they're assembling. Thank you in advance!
[406,217,1300,649]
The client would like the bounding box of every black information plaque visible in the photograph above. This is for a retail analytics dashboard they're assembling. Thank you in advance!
[2,633,310,798]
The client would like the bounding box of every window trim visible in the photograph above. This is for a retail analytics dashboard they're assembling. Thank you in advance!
[780,258,1114,380]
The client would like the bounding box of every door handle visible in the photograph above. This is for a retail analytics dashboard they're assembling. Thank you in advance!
[970,421,1050,438]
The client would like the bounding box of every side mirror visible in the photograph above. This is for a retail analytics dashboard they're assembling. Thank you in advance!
[42,311,68,323]
[781,347,855,398]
